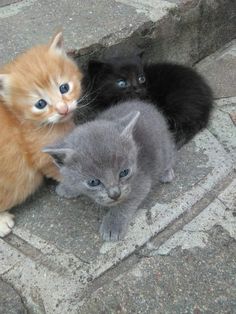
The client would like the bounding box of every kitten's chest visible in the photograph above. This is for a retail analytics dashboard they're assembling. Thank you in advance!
[25,121,75,158]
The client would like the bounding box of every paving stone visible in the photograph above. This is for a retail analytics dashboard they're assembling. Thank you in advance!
[208,103,236,160]
[0,279,26,314]
[0,239,84,313]
[78,227,236,314]
[0,0,22,8]
[197,41,236,159]
[197,40,236,99]
[156,181,236,255]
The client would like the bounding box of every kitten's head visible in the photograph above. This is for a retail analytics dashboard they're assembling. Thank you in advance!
[0,32,83,125]
[44,111,140,206]
[86,55,147,105]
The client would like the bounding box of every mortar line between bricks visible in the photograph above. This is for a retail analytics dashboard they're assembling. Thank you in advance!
[0,263,19,277]
[138,174,236,252]
[79,172,236,300]
[206,127,235,161]
[3,233,86,275]
[4,234,42,259]
[0,276,29,314]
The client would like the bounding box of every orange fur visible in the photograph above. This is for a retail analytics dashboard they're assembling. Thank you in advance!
[0,33,83,236]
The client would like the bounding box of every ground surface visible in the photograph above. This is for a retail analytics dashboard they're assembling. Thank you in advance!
[0,1,235,313]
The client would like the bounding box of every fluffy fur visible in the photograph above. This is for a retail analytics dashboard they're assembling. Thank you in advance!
[45,100,175,241]
[81,55,213,147]
[0,32,83,237]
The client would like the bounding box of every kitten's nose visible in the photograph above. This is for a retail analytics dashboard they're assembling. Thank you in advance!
[56,104,69,115]
[108,187,121,201]
[134,87,142,94]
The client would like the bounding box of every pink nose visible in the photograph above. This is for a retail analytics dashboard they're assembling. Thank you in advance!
[56,104,69,115]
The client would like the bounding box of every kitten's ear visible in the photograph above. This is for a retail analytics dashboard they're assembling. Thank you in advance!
[43,147,74,167]
[49,32,65,55]
[119,111,140,138]
[0,74,10,98]
[88,60,109,76]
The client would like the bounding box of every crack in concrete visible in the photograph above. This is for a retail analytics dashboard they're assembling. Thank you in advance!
[0,262,19,277]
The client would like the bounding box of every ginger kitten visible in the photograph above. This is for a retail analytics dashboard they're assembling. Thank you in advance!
[0,32,83,237]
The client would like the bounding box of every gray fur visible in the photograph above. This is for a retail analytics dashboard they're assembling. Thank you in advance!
[44,99,176,241]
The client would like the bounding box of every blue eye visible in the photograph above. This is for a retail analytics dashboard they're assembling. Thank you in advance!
[119,169,130,178]
[35,99,47,109]
[116,79,127,89]
[87,179,101,187]
[59,83,70,94]
[138,75,146,84]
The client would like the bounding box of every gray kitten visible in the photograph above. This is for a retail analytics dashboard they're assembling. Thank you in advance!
[44,100,176,241]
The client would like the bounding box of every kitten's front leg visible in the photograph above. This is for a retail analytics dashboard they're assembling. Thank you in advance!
[43,164,61,181]
[100,176,152,241]
[40,156,61,182]
[159,168,175,183]
[99,206,135,241]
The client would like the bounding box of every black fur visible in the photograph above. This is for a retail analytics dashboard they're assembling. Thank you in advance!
[80,56,213,148]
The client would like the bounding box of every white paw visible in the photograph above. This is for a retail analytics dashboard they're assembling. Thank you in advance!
[0,212,15,237]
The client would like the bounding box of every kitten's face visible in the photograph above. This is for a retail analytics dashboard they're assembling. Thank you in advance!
[45,112,140,206]
[0,33,83,125]
[62,144,137,207]
[87,57,147,104]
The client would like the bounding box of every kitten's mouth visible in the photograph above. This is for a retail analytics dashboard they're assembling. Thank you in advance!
[58,111,74,122]
[103,197,126,206]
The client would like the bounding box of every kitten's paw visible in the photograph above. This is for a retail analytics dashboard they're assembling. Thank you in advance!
[0,212,15,237]
[159,168,175,183]
[99,213,128,241]
[56,184,80,199]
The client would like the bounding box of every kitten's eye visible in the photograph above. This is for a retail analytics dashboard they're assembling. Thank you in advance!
[87,179,101,187]
[116,79,127,89]
[119,169,130,178]
[35,99,47,110]
[138,75,146,84]
[59,83,70,94]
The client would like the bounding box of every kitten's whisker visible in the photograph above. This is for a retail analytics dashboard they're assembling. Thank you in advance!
[76,93,100,113]
[79,80,108,104]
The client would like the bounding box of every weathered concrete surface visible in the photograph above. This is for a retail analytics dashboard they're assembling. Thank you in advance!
[0,0,235,312]
[0,0,22,8]
[196,40,236,160]
[79,227,236,314]
[157,180,236,254]
[208,101,236,160]
[0,279,27,314]
[197,40,236,99]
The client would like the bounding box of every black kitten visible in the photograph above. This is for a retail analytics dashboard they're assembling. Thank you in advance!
[81,56,213,148]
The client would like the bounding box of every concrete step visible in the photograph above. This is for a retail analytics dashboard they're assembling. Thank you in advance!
[0,0,235,66]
